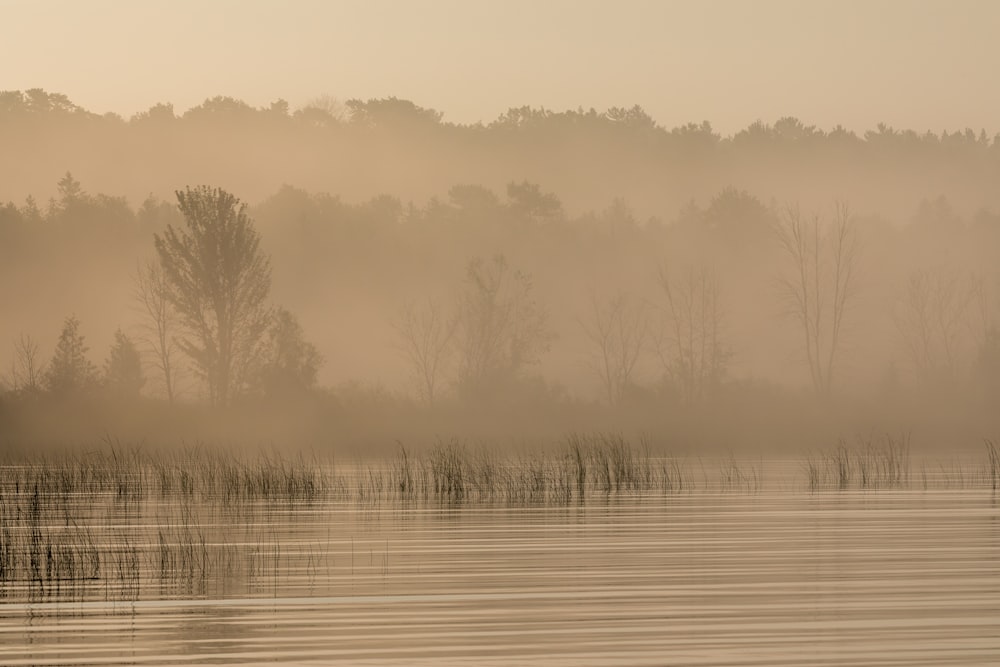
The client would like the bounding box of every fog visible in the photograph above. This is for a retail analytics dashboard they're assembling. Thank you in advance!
[0,88,997,451]
[8,5,1000,667]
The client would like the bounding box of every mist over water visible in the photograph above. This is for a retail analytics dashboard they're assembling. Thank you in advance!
[1,92,998,447]
[2,1,1000,664]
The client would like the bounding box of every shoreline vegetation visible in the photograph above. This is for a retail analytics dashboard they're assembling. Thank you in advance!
[1,434,998,603]
[2,92,999,459]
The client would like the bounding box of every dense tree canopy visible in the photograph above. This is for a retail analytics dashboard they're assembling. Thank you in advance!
[3,89,1000,222]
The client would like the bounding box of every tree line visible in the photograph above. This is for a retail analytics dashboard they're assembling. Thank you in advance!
[3,89,1000,222]
[2,178,998,417]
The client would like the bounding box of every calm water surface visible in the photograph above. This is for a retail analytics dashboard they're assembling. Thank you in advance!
[2,490,999,665]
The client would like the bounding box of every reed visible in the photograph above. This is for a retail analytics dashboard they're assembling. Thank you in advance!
[805,434,911,491]
[3,432,993,604]
[986,440,999,492]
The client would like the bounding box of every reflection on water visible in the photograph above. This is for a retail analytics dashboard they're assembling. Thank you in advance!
[2,489,999,665]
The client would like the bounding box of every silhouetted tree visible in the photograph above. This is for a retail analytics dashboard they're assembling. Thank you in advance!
[581,293,650,406]
[133,261,179,403]
[5,333,45,396]
[21,196,43,224]
[448,184,501,220]
[455,255,552,398]
[970,273,997,356]
[154,186,272,406]
[893,269,976,385]
[45,316,98,397]
[56,171,84,206]
[346,97,443,128]
[656,266,730,404]
[254,308,322,398]
[393,299,457,405]
[104,329,145,397]
[136,195,182,230]
[182,96,256,122]
[702,187,774,247]
[129,102,175,124]
[296,94,346,126]
[975,325,1000,404]
[506,181,562,221]
[775,202,859,396]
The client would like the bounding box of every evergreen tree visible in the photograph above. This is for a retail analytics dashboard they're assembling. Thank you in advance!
[46,315,98,396]
[104,329,145,397]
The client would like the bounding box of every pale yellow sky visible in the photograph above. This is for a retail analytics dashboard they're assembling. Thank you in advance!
[3,0,998,134]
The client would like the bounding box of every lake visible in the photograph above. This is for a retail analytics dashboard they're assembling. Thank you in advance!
[2,455,999,666]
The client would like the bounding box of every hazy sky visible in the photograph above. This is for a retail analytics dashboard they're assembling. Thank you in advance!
[3,0,998,134]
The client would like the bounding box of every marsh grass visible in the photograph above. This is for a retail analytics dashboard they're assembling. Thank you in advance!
[986,440,999,492]
[2,432,997,603]
[719,455,763,493]
[805,434,911,491]
[381,434,695,505]
[0,433,702,602]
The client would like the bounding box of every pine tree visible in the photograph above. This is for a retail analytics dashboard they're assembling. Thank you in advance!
[46,315,98,396]
[104,329,145,398]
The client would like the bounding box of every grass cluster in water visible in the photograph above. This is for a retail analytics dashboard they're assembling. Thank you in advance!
[382,434,691,504]
[804,434,911,491]
[1,434,998,603]
[0,435,695,603]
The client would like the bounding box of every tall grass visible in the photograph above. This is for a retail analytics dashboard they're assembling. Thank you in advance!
[805,434,911,491]
[986,440,999,492]
[2,432,997,604]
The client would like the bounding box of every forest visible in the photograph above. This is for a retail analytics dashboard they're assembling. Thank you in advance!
[1,89,998,452]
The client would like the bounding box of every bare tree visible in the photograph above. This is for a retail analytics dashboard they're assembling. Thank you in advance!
[393,299,457,405]
[970,274,1000,393]
[893,269,972,384]
[970,272,997,352]
[656,265,729,404]
[301,94,347,122]
[134,261,179,403]
[5,333,45,395]
[580,292,649,406]
[775,202,859,396]
[454,255,552,397]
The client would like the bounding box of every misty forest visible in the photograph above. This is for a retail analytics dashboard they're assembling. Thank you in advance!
[3,85,1000,666]
[1,89,998,449]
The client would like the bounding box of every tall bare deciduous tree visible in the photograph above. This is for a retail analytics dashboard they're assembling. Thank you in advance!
[133,260,179,403]
[5,333,45,395]
[656,266,729,404]
[775,202,859,396]
[970,275,1000,396]
[454,255,552,397]
[154,186,272,406]
[969,272,997,354]
[893,269,973,384]
[393,299,457,406]
[581,292,649,406]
